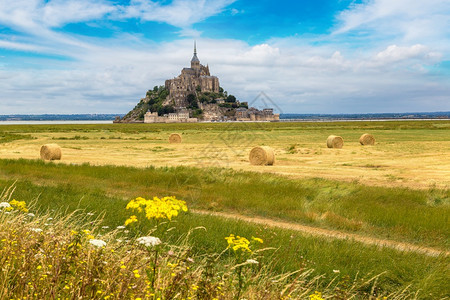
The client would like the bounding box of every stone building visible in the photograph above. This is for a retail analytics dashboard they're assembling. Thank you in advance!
[144,110,197,123]
[235,107,280,121]
[164,42,220,107]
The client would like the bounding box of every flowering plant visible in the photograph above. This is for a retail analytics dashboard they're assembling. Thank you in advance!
[125,196,187,226]
[225,234,263,254]
[0,199,28,213]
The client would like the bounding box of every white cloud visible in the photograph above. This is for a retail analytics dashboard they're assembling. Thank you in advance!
[0,0,448,114]
[334,0,450,47]
[238,44,281,64]
[0,40,47,52]
[42,0,115,27]
[117,0,236,28]
[1,38,449,114]
[374,44,440,64]
[0,0,236,35]
[0,0,114,30]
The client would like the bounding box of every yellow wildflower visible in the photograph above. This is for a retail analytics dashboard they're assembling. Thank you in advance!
[252,236,263,243]
[125,215,138,226]
[225,234,252,253]
[309,291,324,300]
[125,196,188,222]
[9,199,28,213]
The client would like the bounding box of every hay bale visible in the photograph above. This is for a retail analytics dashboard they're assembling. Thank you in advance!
[40,144,62,160]
[169,133,182,144]
[249,146,275,166]
[326,135,344,149]
[359,133,375,146]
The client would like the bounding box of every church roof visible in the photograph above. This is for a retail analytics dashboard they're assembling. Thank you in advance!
[191,41,200,63]
[191,53,200,63]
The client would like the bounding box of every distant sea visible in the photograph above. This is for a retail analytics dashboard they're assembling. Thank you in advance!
[279,111,450,121]
[0,114,120,125]
[0,120,113,125]
[0,112,448,125]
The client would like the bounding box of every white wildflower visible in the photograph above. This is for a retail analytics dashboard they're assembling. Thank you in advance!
[27,213,36,217]
[87,212,94,216]
[333,270,340,273]
[0,202,11,209]
[136,236,161,247]
[30,228,43,233]
[245,259,259,265]
[47,217,53,221]
[116,226,125,230]
[101,226,109,229]
[89,239,106,248]
[34,253,44,259]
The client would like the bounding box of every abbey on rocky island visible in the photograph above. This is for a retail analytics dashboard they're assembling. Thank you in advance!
[118,42,279,123]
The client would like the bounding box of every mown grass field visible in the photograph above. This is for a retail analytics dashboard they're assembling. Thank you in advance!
[0,120,449,298]
[1,121,449,189]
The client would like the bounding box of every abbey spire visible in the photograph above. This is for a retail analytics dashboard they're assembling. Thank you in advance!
[191,41,200,70]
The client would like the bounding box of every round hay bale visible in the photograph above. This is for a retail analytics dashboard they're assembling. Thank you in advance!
[359,133,375,146]
[326,135,344,149]
[169,133,182,144]
[249,146,275,166]
[40,144,62,160]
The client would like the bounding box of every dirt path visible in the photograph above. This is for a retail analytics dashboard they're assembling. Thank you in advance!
[192,209,449,257]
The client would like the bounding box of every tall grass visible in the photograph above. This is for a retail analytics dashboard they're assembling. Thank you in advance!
[0,162,449,298]
[1,186,428,299]
[0,159,448,249]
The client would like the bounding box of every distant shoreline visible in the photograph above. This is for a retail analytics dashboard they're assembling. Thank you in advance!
[0,120,113,125]
[0,112,448,124]
[1,119,449,126]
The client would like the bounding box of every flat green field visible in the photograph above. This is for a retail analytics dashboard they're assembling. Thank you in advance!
[0,121,449,298]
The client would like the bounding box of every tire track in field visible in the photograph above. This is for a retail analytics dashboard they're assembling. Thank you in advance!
[192,209,449,257]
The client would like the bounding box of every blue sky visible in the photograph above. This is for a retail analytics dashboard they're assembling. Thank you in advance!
[0,0,449,114]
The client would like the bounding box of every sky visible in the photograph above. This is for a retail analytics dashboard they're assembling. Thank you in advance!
[0,0,449,114]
